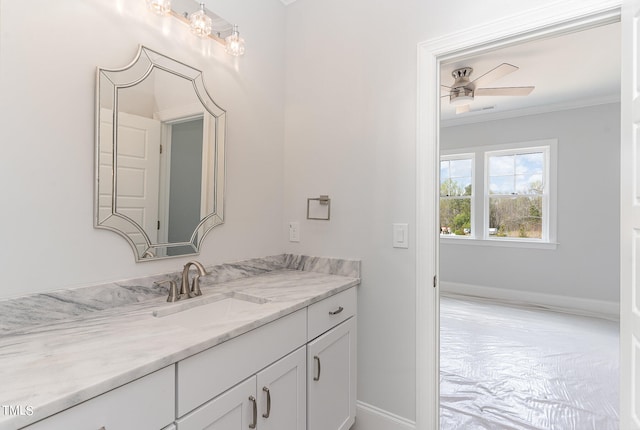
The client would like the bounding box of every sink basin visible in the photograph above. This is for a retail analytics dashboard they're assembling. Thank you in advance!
[152,292,268,318]
[153,297,266,326]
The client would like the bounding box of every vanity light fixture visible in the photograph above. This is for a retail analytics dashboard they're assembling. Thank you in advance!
[145,0,246,56]
[189,3,213,38]
[146,0,172,16]
[224,25,246,57]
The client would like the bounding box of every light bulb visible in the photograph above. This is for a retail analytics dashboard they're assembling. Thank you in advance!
[146,0,171,16]
[189,3,212,38]
[225,25,246,56]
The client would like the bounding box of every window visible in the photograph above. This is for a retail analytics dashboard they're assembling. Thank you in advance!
[486,147,548,240]
[441,140,556,247]
[440,155,473,236]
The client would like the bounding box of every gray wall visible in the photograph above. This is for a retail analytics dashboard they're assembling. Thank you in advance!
[440,103,621,303]
[169,119,204,245]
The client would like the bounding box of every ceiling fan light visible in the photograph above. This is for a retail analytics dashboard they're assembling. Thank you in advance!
[449,87,474,105]
[450,95,473,106]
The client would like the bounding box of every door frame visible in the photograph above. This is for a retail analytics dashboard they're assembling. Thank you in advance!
[415,2,622,429]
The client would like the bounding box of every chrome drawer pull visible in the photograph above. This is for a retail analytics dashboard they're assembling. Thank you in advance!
[249,395,257,429]
[329,306,344,315]
[313,355,321,381]
[262,386,271,418]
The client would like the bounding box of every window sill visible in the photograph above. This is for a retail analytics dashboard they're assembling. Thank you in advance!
[440,236,558,250]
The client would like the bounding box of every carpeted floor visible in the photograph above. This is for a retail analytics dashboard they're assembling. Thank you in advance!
[440,296,619,430]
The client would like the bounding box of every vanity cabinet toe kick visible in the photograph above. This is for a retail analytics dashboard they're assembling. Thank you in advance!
[21,286,357,430]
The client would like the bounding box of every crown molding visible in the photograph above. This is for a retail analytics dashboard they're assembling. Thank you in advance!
[440,94,620,128]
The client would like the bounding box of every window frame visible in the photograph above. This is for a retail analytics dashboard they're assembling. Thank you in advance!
[439,153,475,238]
[484,145,550,242]
[440,139,557,249]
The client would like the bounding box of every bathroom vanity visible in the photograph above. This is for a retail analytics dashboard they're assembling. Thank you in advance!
[0,255,359,430]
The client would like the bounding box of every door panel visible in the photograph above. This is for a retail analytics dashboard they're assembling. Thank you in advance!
[116,112,161,244]
[99,109,161,245]
[621,0,640,427]
[307,318,356,430]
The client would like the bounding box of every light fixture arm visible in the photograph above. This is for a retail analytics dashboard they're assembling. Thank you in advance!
[146,1,246,55]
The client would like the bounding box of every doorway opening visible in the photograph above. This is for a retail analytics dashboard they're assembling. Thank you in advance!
[415,5,622,429]
[439,20,621,430]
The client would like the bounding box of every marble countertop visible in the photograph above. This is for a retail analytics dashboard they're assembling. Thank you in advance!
[0,255,360,429]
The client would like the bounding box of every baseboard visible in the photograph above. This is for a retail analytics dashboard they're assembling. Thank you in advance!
[352,401,416,430]
[440,281,619,320]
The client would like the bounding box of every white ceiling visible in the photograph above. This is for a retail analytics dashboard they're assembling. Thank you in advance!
[440,21,621,127]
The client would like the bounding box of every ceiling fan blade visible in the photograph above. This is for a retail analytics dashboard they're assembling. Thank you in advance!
[470,63,518,88]
[475,86,534,96]
[456,104,470,114]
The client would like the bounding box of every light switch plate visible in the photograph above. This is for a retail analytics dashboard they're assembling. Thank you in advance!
[393,223,409,248]
[289,221,300,242]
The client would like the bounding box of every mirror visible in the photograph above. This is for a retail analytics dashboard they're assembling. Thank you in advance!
[95,46,226,261]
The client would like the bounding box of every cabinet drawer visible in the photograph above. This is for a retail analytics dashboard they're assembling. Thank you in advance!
[177,308,307,417]
[23,365,175,430]
[307,287,356,341]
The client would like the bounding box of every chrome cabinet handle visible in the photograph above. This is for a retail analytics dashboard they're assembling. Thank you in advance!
[313,355,321,381]
[329,306,344,315]
[262,386,271,418]
[249,395,257,429]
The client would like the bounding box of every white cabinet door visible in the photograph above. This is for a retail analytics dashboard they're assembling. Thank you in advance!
[176,377,256,430]
[257,346,306,430]
[177,309,307,417]
[307,317,357,430]
[177,347,306,430]
[23,366,175,430]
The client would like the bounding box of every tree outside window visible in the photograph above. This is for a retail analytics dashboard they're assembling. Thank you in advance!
[440,140,555,245]
[440,156,473,236]
[486,149,547,239]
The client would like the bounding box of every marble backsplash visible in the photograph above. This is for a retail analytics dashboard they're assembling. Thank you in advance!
[0,254,360,335]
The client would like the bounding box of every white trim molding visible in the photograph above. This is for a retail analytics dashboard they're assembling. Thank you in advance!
[441,95,621,128]
[353,401,416,430]
[441,281,620,320]
[416,1,622,429]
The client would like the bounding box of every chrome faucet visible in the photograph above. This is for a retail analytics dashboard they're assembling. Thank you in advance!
[180,261,208,299]
[155,279,179,302]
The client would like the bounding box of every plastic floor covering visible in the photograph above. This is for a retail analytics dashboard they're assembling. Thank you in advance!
[440,297,619,430]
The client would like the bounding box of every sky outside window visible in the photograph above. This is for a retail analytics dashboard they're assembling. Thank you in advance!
[489,152,544,195]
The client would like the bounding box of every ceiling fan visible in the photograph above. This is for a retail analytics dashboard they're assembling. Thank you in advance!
[442,63,534,114]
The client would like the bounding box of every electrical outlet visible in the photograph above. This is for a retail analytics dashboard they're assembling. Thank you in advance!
[289,222,300,242]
